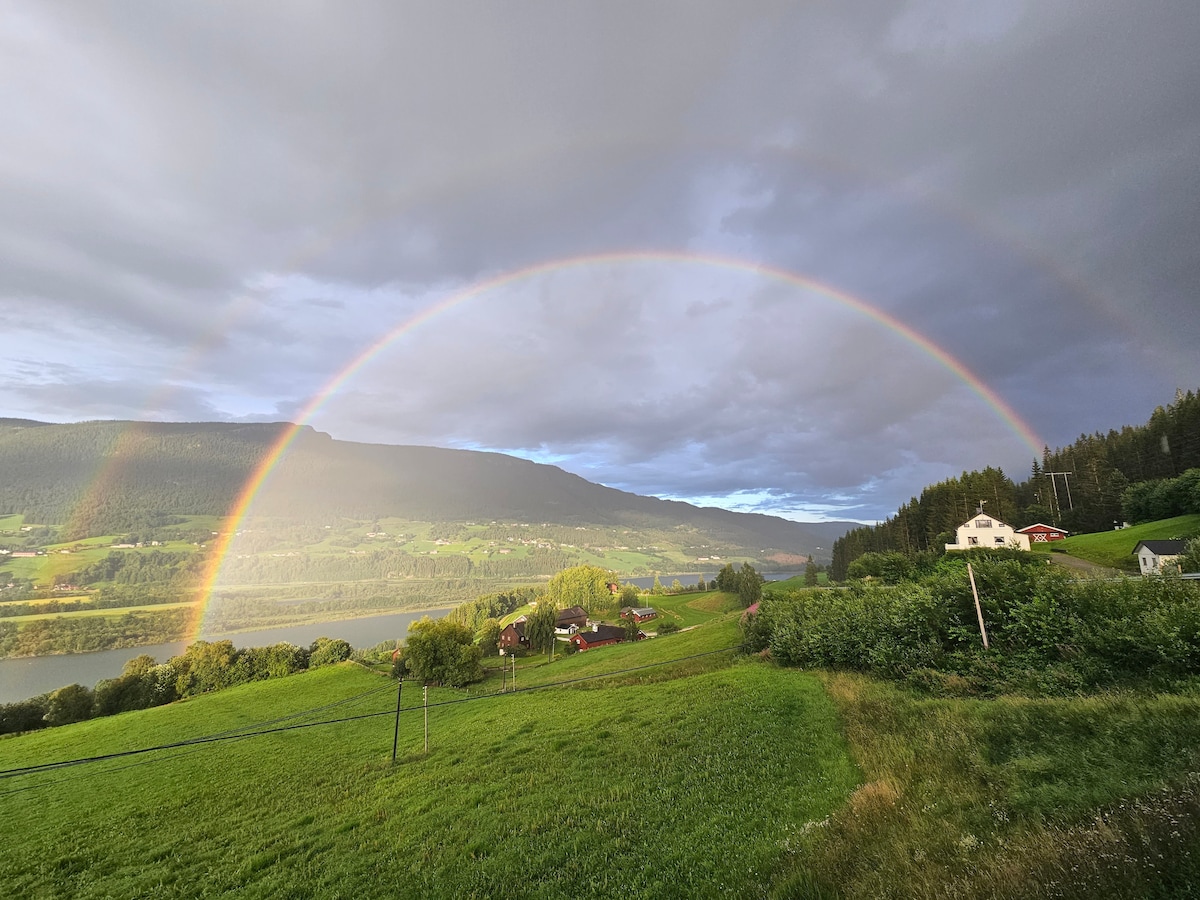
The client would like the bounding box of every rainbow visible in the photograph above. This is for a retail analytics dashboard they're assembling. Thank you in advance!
[187,250,1043,639]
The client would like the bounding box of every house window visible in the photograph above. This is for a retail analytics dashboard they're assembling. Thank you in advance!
[967,536,979,545]
[994,537,1006,545]
[976,519,992,528]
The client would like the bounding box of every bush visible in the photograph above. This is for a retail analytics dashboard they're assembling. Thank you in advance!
[657,621,681,635]
[747,562,1200,695]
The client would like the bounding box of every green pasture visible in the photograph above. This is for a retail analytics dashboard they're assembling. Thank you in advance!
[0,513,27,532]
[2,600,199,626]
[5,606,1200,898]
[0,640,858,899]
[1052,514,1200,570]
[3,539,201,587]
[763,572,830,594]
[645,589,741,629]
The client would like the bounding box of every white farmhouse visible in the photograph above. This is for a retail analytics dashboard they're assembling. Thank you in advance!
[945,513,1030,552]
[1133,539,1186,575]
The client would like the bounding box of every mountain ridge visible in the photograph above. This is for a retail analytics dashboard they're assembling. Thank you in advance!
[0,418,854,558]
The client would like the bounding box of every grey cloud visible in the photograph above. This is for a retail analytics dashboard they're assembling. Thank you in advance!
[1,1,1196,521]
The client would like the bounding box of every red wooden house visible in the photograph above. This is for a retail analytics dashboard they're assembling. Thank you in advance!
[1016,523,1069,543]
[569,623,626,651]
[498,621,529,652]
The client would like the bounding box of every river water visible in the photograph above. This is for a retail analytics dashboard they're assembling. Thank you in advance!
[0,607,451,704]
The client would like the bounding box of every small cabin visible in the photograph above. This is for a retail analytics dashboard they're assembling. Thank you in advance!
[1133,539,1186,575]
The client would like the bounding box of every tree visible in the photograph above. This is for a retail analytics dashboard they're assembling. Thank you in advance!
[738,562,763,607]
[651,575,664,595]
[309,637,352,667]
[670,578,684,594]
[404,617,483,687]
[697,575,707,591]
[44,683,94,726]
[173,640,238,697]
[621,614,640,642]
[804,561,818,587]
[544,565,617,613]
[715,564,737,593]
[618,584,639,608]
[476,618,502,656]
[524,600,559,653]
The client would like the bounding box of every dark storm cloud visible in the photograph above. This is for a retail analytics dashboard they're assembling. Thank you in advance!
[1,1,1197,521]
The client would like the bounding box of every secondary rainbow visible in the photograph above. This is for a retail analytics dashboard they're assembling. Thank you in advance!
[188,250,1043,639]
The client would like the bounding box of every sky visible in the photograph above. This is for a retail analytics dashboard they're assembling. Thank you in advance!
[1,1,1197,524]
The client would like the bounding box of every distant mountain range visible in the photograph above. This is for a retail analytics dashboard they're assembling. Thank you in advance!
[0,419,854,559]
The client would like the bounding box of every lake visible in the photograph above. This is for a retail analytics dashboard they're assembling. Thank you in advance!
[0,607,451,704]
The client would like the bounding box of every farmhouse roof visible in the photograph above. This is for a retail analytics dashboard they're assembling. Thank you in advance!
[630,607,656,617]
[577,624,625,644]
[1016,523,1068,534]
[1133,539,1186,555]
[503,621,526,638]
[556,605,587,621]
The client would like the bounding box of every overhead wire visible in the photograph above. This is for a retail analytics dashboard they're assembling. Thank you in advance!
[0,644,743,787]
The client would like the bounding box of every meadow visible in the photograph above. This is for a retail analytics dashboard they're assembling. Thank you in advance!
[0,620,858,899]
[3,612,1200,898]
[1045,514,1200,571]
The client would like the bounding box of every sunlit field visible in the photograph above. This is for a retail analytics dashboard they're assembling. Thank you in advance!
[0,622,857,899]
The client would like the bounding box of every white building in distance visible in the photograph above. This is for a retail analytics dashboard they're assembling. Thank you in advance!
[945,513,1031,552]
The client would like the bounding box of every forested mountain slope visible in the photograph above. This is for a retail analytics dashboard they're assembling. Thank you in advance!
[831,388,1200,577]
[0,419,851,557]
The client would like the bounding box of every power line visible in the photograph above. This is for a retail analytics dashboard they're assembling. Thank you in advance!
[0,645,743,785]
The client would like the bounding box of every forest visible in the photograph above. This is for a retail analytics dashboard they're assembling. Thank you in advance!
[831,389,1200,578]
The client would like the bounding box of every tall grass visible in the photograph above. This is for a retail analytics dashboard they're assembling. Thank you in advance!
[775,673,1200,899]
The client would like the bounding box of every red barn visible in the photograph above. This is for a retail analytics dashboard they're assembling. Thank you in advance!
[1016,523,1069,543]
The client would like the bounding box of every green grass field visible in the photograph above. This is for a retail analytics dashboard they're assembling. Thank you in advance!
[1,600,199,625]
[0,623,857,899]
[4,609,1200,898]
[1050,515,1200,571]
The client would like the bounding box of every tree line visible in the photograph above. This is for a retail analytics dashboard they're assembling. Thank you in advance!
[832,389,1200,578]
[0,637,352,735]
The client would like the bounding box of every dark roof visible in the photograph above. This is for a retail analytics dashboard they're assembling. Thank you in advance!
[1134,540,1187,555]
[556,606,587,622]
[1016,523,1068,533]
[575,624,625,644]
[502,621,526,638]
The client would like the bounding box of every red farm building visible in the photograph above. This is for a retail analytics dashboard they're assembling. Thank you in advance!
[569,623,627,652]
[1016,523,1070,543]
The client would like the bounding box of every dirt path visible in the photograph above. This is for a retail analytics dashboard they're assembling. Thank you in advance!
[1046,552,1122,577]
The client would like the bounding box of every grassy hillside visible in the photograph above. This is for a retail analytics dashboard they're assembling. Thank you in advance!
[0,623,858,898]
[4,612,1200,898]
[1047,514,1200,571]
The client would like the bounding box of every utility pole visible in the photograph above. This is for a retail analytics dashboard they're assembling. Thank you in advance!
[391,677,403,763]
[423,684,429,753]
[1046,472,1074,513]
[967,563,989,650]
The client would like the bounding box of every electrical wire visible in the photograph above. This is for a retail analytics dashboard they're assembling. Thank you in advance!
[0,644,743,787]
